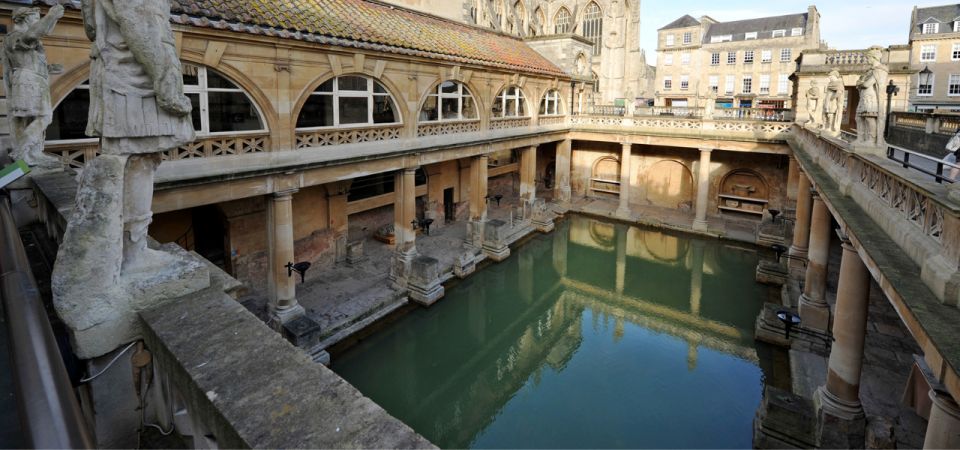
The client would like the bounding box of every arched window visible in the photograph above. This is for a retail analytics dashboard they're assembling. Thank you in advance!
[582,2,603,55]
[47,80,90,141]
[554,7,571,34]
[420,81,478,122]
[183,64,266,134]
[592,71,600,94]
[513,1,525,33]
[297,75,400,129]
[492,86,527,118]
[540,90,563,115]
[591,156,621,195]
[533,7,546,35]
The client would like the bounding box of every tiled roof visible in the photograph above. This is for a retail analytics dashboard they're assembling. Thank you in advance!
[704,13,807,43]
[659,15,700,31]
[912,4,960,36]
[37,0,567,77]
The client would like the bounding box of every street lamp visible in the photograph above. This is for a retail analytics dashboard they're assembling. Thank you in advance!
[884,80,900,138]
[918,66,934,100]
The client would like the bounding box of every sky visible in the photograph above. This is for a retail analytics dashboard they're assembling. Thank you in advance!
[639,0,954,58]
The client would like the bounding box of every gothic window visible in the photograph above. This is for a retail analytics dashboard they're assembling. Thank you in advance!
[297,75,400,128]
[555,7,571,34]
[582,2,603,56]
[539,89,563,115]
[420,81,478,122]
[492,86,527,118]
[513,1,525,33]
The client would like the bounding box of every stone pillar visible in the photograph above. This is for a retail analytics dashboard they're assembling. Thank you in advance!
[552,222,568,277]
[790,174,813,261]
[815,233,870,447]
[326,181,351,263]
[690,240,705,316]
[616,143,633,216]
[693,148,713,231]
[394,168,418,255]
[615,225,627,294]
[555,139,572,203]
[267,189,304,324]
[469,155,489,222]
[787,156,800,204]
[924,390,960,449]
[519,146,537,203]
[799,192,831,332]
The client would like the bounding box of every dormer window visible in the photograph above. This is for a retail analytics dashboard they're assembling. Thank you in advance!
[791,27,803,36]
[710,35,732,43]
[745,32,757,40]
[924,22,940,34]
[772,29,786,38]
[954,21,960,32]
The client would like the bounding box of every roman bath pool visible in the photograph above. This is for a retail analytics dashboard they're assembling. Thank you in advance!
[333,216,780,448]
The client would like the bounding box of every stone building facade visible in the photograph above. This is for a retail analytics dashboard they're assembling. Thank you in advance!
[655,7,822,110]
[380,0,657,104]
[907,4,960,112]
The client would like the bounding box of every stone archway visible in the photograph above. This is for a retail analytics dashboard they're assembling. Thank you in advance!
[642,160,694,210]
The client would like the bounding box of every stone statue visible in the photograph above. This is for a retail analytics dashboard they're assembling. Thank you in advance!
[704,88,717,119]
[2,5,65,169]
[823,70,845,136]
[855,47,888,148]
[52,0,208,359]
[805,80,822,128]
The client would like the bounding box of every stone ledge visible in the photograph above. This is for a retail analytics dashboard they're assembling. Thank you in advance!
[140,288,434,449]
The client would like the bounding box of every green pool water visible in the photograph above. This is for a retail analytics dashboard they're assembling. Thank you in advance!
[332,216,774,449]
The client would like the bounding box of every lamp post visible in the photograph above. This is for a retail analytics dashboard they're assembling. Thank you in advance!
[884,80,900,138]
[917,65,934,111]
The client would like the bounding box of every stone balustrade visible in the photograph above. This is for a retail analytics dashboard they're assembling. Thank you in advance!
[416,120,481,137]
[538,115,567,126]
[166,133,271,160]
[44,140,100,169]
[824,50,868,66]
[490,117,532,130]
[571,114,794,141]
[295,125,403,149]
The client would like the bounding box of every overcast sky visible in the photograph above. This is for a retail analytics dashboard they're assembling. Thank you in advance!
[639,1,953,58]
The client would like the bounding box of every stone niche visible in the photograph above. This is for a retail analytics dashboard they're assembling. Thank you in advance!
[718,169,771,219]
[641,159,694,210]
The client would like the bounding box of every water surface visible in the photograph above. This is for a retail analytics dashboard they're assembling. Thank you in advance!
[333,216,771,448]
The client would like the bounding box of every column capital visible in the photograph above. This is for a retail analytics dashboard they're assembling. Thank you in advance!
[402,167,418,174]
[836,229,855,251]
[930,389,960,420]
[810,189,822,200]
[273,188,299,199]
[698,148,714,154]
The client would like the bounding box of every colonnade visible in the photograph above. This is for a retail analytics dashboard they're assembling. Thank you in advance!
[788,168,960,448]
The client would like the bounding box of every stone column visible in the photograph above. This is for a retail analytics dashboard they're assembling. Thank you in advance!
[799,192,831,332]
[786,156,800,204]
[267,189,304,324]
[815,233,870,445]
[690,240,705,316]
[555,139,572,203]
[519,146,537,203]
[924,390,960,449]
[552,222,568,277]
[790,174,813,261]
[616,143,633,217]
[469,155,489,222]
[615,225,627,294]
[326,181,351,263]
[693,148,713,231]
[394,168,418,255]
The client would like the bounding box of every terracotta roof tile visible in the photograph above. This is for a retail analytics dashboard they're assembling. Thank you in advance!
[38,0,566,77]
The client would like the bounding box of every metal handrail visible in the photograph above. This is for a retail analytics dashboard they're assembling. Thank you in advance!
[887,144,959,184]
[0,193,94,449]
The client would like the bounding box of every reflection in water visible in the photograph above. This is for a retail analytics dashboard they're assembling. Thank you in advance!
[333,216,771,449]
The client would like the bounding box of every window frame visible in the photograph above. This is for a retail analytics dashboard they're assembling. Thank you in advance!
[665,34,675,47]
[761,49,772,63]
[780,48,792,62]
[582,2,603,55]
[709,75,720,93]
[952,43,960,61]
[949,74,960,96]
[759,74,771,94]
[921,44,937,62]
[297,75,402,130]
[681,52,691,65]
[683,31,692,44]
[727,51,737,65]
[924,22,940,34]
[772,29,786,38]
[184,65,269,136]
[555,7,571,33]
[744,50,755,64]
[919,74,935,96]
[420,80,478,123]
[725,76,735,95]
[664,54,674,66]
[680,75,690,91]
[711,35,732,43]
[745,32,758,40]
[711,52,720,65]
[492,85,529,118]
[742,75,753,94]
[791,27,803,36]
[663,76,673,91]
[539,89,564,116]
[777,74,789,95]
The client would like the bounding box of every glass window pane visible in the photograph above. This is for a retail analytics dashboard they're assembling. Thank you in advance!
[441,98,459,120]
[296,94,334,128]
[420,96,439,121]
[505,98,517,116]
[187,93,202,131]
[539,98,547,115]
[374,82,387,94]
[462,97,478,119]
[47,87,90,140]
[373,95,398,124]
[182,72,199,87]
[317,80,334,92]
[517,98,526,116]
[493,95,504,117]
[338,76,368,92]
[207,91,263,132]
[440,81,458,94]
[339,97,369,124]
[206,70,238,90]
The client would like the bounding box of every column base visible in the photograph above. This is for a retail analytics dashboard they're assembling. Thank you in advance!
[798,293,831,333]
[408,256,445,307]
[615,205,632,219]
[270,303,306,329]
[389,248,418,289]
[692,219,709,232]
[815,386,866,448]
[788,245,808,260]
[924,389,960,449]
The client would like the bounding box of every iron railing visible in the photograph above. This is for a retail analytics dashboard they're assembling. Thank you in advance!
[0,193,93,448]
[887,144,958,184]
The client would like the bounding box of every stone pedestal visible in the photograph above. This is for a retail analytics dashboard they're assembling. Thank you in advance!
[346,240,366,266]
[482,219,511,262]
[616,143,632,217]
[753,386,817,449]
[453,252,477,279]
[531,198,554,233]
[798,193,831,332]
[693,148,713,231]
[408,256,445,306]
[281,315,323,353]
[466,220,485,249]
[756,260,788,286]
[555,139,572,204]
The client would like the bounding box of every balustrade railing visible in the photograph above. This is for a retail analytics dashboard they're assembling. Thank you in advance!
[571,114,793,139]
[538,115,567,126]
[490,117,532,130]
[635,107,704,118]
[887,144,959,184]
[890,111,960,136]
[166,133,270,160]
[713,108,794,122]
[824,50,868,66]
[45,140,99,169]
[417,120,481,137]
[295,125,403,149]
[587,105,626,116]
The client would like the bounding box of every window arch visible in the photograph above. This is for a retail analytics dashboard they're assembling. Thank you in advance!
[555,7,571,34]
[492,86,528,118]
[590,156,621,195]
[47,64,267,142]
[513,1,525,33]
[297,75,400,129]
[582,2,603,55]
[539,89,563,116]
[533,7,545,35]
[420,81,478,122]
[183,64,266,134]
